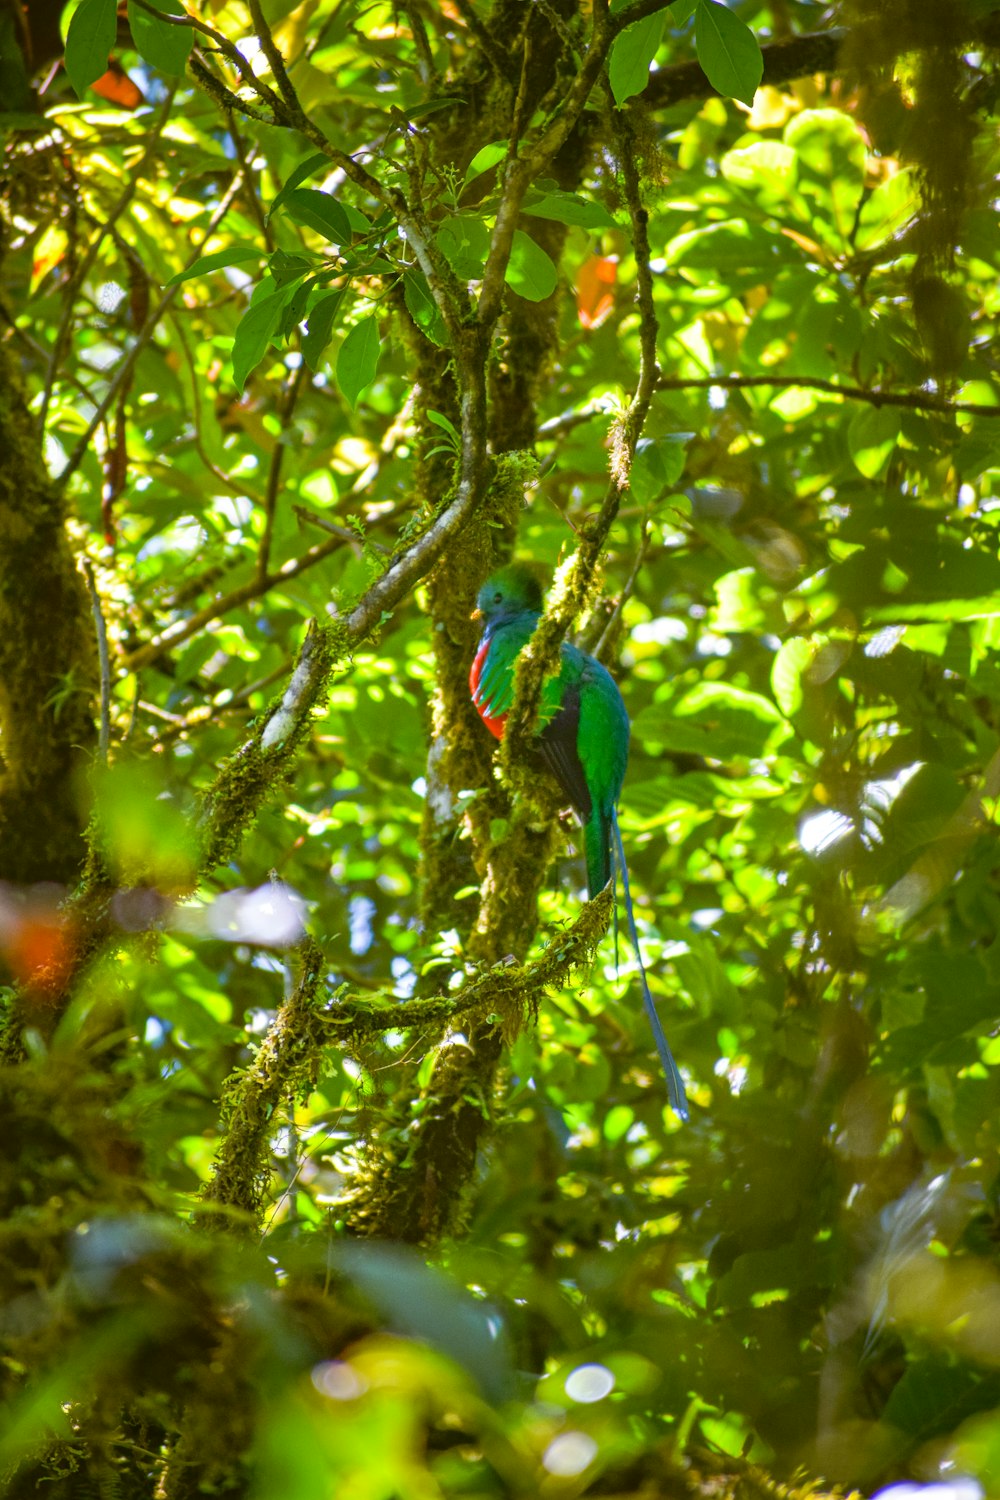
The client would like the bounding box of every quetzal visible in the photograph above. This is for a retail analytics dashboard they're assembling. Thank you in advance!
[470,564,688,1121]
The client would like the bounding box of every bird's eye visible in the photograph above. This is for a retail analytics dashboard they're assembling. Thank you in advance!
[493,591,502,604]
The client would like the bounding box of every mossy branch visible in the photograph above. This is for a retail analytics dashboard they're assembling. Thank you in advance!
[199,617,347,871]
[199,886,613,1232]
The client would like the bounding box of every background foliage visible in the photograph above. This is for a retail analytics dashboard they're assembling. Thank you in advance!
[2,0,1000,1495]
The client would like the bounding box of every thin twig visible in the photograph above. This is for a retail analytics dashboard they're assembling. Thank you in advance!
[403,0,438,85]
[38,83,179,434]
[129,0,286,112]
[120,527,352,674]
[246,0,302,114]
[56,166,251,490]
[168,313,267,503]
[82,560,111,764]
[592,525,650,665]
[291,506,369,551]
[258,361,308,582]
[656,373,1000,417]
[226,111,274,248]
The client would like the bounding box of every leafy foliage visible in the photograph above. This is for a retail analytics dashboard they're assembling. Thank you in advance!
[2,0,1000,1497]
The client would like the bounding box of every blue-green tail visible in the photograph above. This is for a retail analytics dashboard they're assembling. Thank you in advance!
[611,810,689,1122]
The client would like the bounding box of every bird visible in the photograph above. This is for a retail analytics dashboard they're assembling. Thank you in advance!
[469,563,688,1121]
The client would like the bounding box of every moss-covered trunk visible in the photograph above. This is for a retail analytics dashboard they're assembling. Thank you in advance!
[0,337,96,885]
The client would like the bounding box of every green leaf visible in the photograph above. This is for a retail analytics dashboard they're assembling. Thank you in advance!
[268,249,313,287]
[231,292,284,393]
[784,110,866,246]
[283,189,353,245]
[302,289,343,370]
[666,219,795,286]
[608,10,665,106]
[266,152,330,223]
[695,0,763,107]
[505,230,557,301]
[633,682,788,760]
[342,203,372,234]
[720,141,797,212]
[0,10,32,111]
[127,0,192,76]
[435,215,490,279]
[522,191,617,229]
[883,1357,1000,1441]
[164,246,263,287]
[336,315,380,408]
[630,436,688,503]
[848,405,900,478]
[403,269,449,347]
[462,141,507,187]
[279,274,320,338]
[770,637,813,718]
[855,168,917,252]
[65,0,118,97]
[427,410,461,446]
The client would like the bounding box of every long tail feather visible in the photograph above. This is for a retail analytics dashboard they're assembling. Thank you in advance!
[611,810,689,1122]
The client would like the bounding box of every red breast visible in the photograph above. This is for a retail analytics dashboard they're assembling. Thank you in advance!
[470,639,507,741]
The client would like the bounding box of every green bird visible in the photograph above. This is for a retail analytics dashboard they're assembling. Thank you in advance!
[470,563,688,1121]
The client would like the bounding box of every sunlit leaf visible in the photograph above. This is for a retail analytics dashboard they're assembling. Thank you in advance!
[848,405,899,477]
[505,230,557,301]
[630,436,688,503]
[435,215,490,278]
[462,141,507,186]
[267,152,330,222]
[523,192,617,230]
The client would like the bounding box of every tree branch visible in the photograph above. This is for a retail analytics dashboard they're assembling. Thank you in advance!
[656,373,1000,416]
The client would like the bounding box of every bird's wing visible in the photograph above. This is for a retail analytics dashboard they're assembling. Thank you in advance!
[538,682,592,823]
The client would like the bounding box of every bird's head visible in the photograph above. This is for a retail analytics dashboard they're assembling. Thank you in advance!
[473,564,544,625]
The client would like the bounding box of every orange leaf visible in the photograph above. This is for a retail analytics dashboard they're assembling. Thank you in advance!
[576,254,617,331]
[92,61,144,110]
